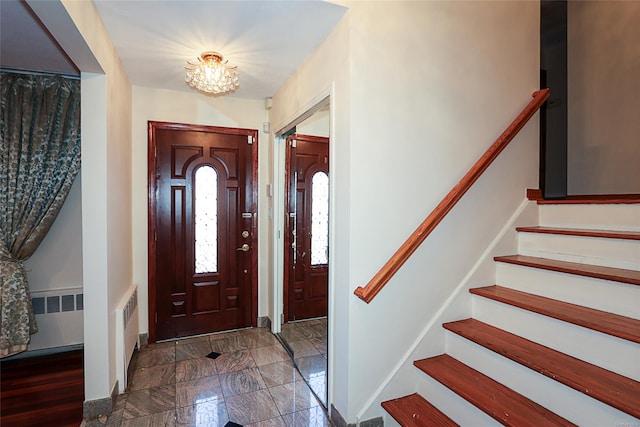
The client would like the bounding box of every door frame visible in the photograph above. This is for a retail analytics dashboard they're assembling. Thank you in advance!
[147,121,259,343]
[283,133,330,322]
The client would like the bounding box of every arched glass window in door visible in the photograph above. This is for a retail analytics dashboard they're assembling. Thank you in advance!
[194,165,218,274]
[311,171,329,266]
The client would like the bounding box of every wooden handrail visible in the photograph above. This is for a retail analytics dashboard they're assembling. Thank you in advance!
[354,89,550,303]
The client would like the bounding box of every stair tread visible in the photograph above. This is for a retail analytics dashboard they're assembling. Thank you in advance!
[494,255,640,285]
[516,226,640,240]
[381,393,459,427]
[470,285,640,343]
[443,319,640,418]
[414,355,575,427]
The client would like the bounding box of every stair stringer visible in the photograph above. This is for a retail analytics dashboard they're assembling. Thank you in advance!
[357,198,538,424]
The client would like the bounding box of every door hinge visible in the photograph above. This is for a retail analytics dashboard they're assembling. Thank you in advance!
[281,313,285,323]
[247,135,254,145]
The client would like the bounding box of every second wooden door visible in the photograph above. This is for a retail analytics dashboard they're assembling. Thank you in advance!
[286,134,329,321]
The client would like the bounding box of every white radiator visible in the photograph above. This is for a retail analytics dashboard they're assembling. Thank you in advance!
[115,284,139,392]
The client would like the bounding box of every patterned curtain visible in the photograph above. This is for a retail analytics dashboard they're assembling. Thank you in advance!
[0,72,81,358]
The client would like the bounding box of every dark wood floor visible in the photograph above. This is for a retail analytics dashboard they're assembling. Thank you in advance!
[1,350,84,427]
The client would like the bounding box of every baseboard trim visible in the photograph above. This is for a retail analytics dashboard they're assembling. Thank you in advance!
[258,316,271,328]
[83,380,118,420]
[331,404,383,426]
[361,417,384,427]
[526,188,543,201]
[139,332,149,347]
[1,343,83,361]
[331,404,355,427]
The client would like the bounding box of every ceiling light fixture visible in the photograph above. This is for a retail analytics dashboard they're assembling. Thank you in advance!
[185,51,239,95]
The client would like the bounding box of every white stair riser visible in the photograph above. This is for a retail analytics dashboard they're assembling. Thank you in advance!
[414,372,501,426]
[495,262,640,319]
[518,232,640,270]
[471,296,640,380]
[446,332,639,426]
[539,204,640,231]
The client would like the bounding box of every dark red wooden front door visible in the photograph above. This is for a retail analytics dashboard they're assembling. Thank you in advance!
[286,134,329,321]
[149,122,257,341]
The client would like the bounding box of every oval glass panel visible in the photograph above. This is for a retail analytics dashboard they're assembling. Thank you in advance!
[311,171,329,266]
[194,165,218,274]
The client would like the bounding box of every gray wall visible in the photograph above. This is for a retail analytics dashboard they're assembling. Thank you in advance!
[568,1,640,194]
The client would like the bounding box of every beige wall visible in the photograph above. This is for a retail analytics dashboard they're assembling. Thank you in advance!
[26,0,545,417]
[296,109,330,137]
[60,0,133,403]
[272,1,540,421]
[270,10,351,413]
[568,1,640,194]
[131,86,270,335]
[348,2,539,420]
[29,0,135,401]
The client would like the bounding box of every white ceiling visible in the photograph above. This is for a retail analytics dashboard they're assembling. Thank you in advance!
[0,0,347,100]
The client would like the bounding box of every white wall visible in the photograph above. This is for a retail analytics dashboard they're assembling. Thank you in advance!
[58,0,133,404]
[347,2,539,420]
[272,1,539,422]
[131,86,269,334]
[348,2,539,420]
[296,108,330,137]
[567,1,640,195]
[270,10,351,415]
[78,72,112,402]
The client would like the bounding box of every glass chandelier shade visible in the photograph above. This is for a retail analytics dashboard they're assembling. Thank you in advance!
[185,51,239,95]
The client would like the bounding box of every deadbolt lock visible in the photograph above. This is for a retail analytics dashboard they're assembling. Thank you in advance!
[241,230,249,238]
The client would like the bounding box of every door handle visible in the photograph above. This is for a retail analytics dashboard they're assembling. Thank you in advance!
[236,243,250,252]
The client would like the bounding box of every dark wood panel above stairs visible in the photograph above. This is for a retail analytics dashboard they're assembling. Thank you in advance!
[470,285,640,343]
[494,255,640,285]
[414,355,576,427]
[381,393,459,427]
[443,319,640,418]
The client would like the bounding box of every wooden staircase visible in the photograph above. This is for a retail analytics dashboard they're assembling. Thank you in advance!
[382,200,640,426]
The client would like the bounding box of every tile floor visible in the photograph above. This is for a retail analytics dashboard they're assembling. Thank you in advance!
[84,327,331,427]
